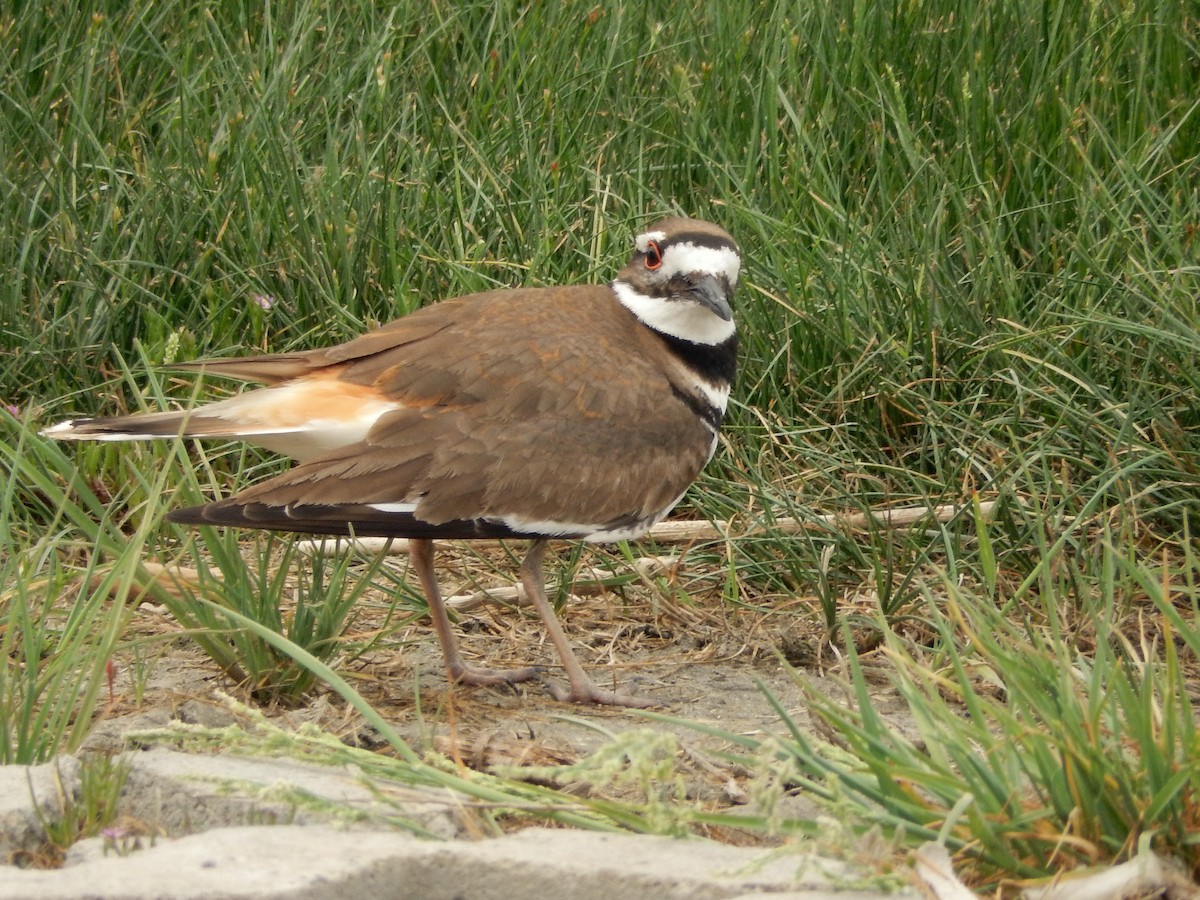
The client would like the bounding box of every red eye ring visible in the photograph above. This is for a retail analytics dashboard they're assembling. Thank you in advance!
[644,240,663,270]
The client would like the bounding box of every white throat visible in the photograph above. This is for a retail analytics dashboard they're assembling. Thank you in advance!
[611,282,737,345]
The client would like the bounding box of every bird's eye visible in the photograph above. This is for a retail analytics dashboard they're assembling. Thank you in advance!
[644,241,663,270]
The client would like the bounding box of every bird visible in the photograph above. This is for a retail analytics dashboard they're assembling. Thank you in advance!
[42,216,741,708]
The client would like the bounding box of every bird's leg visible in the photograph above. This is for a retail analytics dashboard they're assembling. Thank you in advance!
[520,539,656,709]
[408,538,541,687]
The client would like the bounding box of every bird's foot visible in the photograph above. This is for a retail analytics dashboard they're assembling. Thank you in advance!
[543,677,658,709]
[447,662,543,687]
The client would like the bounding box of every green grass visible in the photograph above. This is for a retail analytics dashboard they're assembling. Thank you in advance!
[674,527,1200,888]
[2,0,1199,890]
[23,755,132,868]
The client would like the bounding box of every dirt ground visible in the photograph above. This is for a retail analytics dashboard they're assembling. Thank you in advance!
[80,539,914,826]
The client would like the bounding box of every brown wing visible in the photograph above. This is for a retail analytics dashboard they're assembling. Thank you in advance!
[172,286,715,538]
[167,297,465,385]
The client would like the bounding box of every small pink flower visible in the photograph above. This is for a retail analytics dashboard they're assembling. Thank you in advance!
[251,294,275,310]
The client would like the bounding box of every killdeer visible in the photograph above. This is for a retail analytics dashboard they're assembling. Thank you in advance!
[42,216,741,707]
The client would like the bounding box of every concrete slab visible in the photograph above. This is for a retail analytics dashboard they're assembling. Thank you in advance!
[1,751,910,898]
[0,756,81,860]
[114,746,460,839]
[1,824,906,899]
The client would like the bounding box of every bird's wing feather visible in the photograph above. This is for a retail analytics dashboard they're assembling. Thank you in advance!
[180,287,714,537]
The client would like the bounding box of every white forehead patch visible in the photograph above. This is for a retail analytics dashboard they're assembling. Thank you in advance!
[635,231,667,252]
[659,242,741,287]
